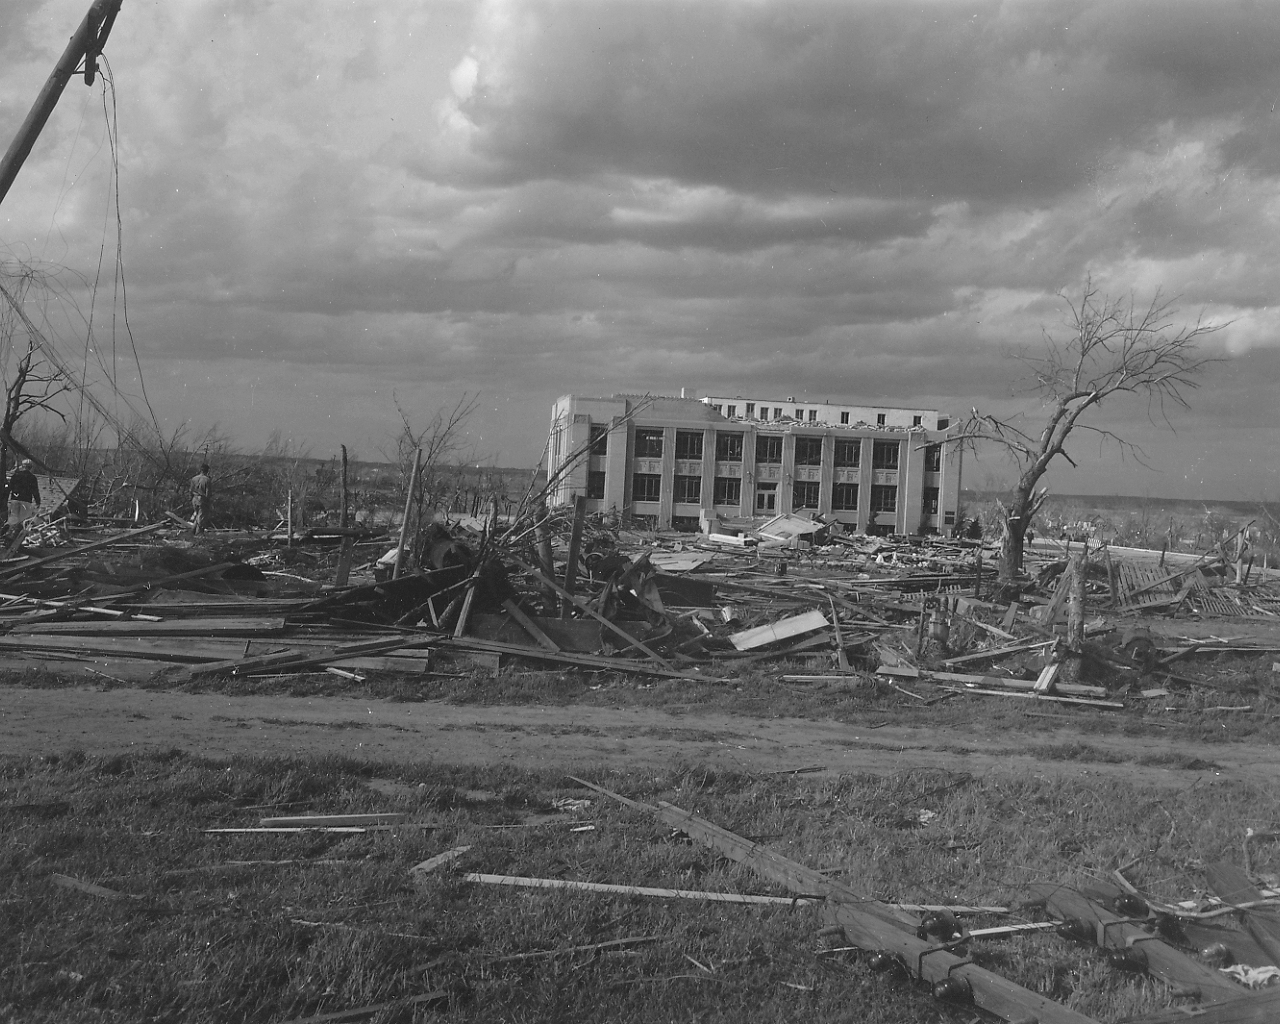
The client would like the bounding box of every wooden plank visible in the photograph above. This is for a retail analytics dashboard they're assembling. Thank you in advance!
[926,668,1107,697]
[10,616,287,636]
[1031,883,1242,1003]
[1204,862,1280,966]
[730,609,828,651]
[179,636,421,680]
[463,873,818,906]
[51,872,141,901]
[941,686,1124,708]
[260,813,408,827]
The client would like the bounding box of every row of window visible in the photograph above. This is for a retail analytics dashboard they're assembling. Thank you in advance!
[707,405,950,430]
[608,427,940,471]
[590,470,940,517]
[624,476,938,516]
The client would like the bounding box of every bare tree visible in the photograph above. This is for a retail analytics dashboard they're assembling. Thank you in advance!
[0,261,77,506]
[955,280,1223,582]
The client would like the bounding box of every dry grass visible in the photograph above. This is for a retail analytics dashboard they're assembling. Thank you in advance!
[3,750,1278,1023]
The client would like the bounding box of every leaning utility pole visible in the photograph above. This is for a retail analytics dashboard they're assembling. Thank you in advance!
[0,0,124,209]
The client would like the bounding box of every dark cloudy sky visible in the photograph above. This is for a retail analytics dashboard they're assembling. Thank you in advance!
[2,0,1278,498]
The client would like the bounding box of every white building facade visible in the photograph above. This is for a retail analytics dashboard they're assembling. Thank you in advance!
[547,394,963,535]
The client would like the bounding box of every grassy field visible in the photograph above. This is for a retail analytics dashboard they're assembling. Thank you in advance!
[3,747,1278,1023]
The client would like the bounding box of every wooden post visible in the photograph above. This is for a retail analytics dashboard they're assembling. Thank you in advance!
[393,448,422,581]
[286,490,293,547]
[561,495,587,617]
[973,545,983,598]
[534,502,556,608]
[1061,551,1086,684]
[339,445,349,529]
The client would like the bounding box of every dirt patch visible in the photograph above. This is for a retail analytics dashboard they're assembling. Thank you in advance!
[1,684,1273,788]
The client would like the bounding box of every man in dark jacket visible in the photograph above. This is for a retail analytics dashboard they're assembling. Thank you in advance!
[6,458,41,531]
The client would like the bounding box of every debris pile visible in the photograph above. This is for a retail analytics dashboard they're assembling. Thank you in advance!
[0,497,1276,700]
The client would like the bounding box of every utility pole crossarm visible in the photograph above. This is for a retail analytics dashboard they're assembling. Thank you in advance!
[0,0,124,209]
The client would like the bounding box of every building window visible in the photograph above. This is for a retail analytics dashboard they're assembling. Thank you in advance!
[794,408,802,420]
[912,415,922,426]
[808,409,817,421]
[671,515,700,533]
[792,481,820,509]
[714,477,741,505]
[635,428,664,459]
[925,444,942,472]
[632,473,661,502]
[587,471,606,499]
[840,411,850,425]
[876,413,886,426]
[922,487,939,515]
[675,429,703,460]
[755,435,782,463]
[870,484,897,513]
[726,405,737,417]
[673,475,701,504]
[872,440,900,469]
[937,417,950,429]
[834,439,860,468]
[794,437,823,466]
[589,425,608,456]
[832,482,859,511]
[716,431,743,461]
[944,510,957,525]
[712,404,722,413]
[745,403,755,418]
[773,408,783,420]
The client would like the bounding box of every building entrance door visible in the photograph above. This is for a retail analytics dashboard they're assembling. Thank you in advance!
[755,484,777,513]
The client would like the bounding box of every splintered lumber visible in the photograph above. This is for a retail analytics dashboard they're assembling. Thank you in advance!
[0,521,168,579]
[1030,883,1243,1003]
[730,609,828,651]
[511,557,676,669]
[1204,862,1280,966]
[408,846,472,877]
[1125,989,1280,1024]
[463,873,818,905]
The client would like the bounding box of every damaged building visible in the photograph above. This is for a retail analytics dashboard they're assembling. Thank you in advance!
[547,393,962,535]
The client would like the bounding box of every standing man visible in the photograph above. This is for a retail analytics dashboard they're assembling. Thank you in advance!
[190,463,212,535]
[7,459,40,528]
